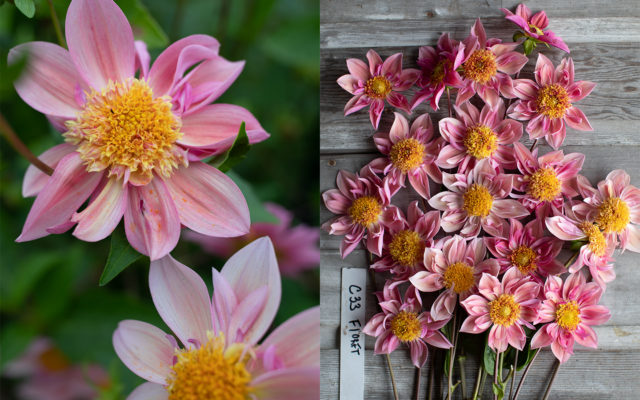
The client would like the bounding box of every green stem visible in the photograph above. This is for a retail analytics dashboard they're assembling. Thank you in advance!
[512,348,540,400]
[564,250,580,268]
[493,350,500,400]
[509,350,518,400]
[472,365,484,400]
[447,310,458,400]
[46,0,65,48]
[458,355,467,398]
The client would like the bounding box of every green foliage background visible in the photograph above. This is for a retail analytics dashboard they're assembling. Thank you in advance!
[0,0,319,397]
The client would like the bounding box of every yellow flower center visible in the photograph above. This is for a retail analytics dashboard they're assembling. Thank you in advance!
[595,197,630,234]
[489,294,520,327]
[364,76,392,99]
[463,184,493,217]
[510,245,538,275]
[528,23,544,35]
[348,196,382,227]
[443,261,475,294]
[579,222,607,257]
[390,310,422,342]
[389,138,425,173]
[167,334,252,400]
[536,84,571,119]
[461,49,497,85]
[64,79,183,185]
[527,167,562,202]
[430,59,450,84]
[555,301,581,331]
[463,125,498,159]
[388,230,425,266]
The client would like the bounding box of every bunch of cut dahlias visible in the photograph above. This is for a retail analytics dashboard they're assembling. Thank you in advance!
[323,3,638,399]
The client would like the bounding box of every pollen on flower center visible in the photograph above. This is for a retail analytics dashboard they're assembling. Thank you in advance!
[510,245,538,274]
[64,78,183,185]
[555,301,581,331]
[536,84,571,119]
[579,222,607,257]
[463,125,498,159]
[388,230,425,266]
[166,333,253,400]
[348,196,382,227]
[390,310,422,342]
[443,261,475,294]
[463,184,493,217]
[364,76,392,99]
[430,59,450,85]
[489,294,520,327]
[461,49,497,85]
[595,197,630,233]
[389,138,425,173]
[527,167,561,202]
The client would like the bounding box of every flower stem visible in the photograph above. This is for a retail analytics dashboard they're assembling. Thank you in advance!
[447,309,458,400]
[46,0,66,48]
[472,365,485,400]
[427,351,435,400]
[529,139,538,152]
[541,359,560,400]
[0,113,53,176]
[414,367,421,400]
[493,350,500,400]
[512,348,540,400]
[508,350,518,400]
[458,355,467,397]
[564,250,579,268]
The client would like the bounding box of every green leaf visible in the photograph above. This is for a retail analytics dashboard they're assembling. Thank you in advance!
[226,170,278,224]
[513,31,526,42]
[484,341,496,375]
[492,382,505,399]
[116,0,168,48]
[99,227,143,286]
[523,38,537,56]
[14,0,35,18]
[211,122,250,173]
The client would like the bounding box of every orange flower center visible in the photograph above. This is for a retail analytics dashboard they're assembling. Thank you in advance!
[461,49,497,85]
[430,59,450,84]
[38,347,70,372]
[579,222,607,257]
[489,294,520,327]
[463,184,493,217]
[364,76,392,99]
[536,84,571,119]
[463,125,498,159]
[348,196,382,227]
[555,301,581,331]
[389,138,425,173]
[390,310,422,342]
[595,197,630,234]
[510,245,538,274]
[443,261,475,294]
[527,167,561,202]
[388,230,425,266]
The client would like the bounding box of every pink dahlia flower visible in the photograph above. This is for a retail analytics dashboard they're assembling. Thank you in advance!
[362,281,452,368]
[460,269,540,352]
[512,141,584,221]
[501,4,570,53]
[546,215,616,287]
[508,53,596,149]
[485,218,563,281]
[531,273,610,363]
[371,201,440,280]
[409,235,500,321]
[572,170,640,253]
[456,19,528,110]
[337,49,420,129]
[369,112,443,199]
[322,166,398,257]
[113,237,320,399]
[428,159,529,238]
[11,0,269,260]
[186,203,319,277]
[437,99,522,172]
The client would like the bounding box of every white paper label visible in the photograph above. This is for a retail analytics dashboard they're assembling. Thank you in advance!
[339,267,366,400]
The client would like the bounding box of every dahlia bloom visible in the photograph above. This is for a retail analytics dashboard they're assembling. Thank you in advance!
[369,112,443,199]
[409,235,500,321]
[485,218,563,281]
[546,215,616,287]
[428,159,529,238]
[11,0,269,260]
[531,273,610,363]
[572,170,640,253]
[501,3,570,53]
[460,269,540,352]
[186,203,319,277]
[437,99,522,172]
[362,281,452,368]
[371,201,440,280]
[322,166,398,257]
[512,141,584,220]
[508,53,596,149]
[112,237,320,399]
[337,49,420,129]
[456,19,528,109]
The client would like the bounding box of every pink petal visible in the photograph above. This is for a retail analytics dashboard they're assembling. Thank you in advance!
[409,340,428,368]
[388,112,409,143]
[128,382,168,400]
[409,271,442,292]
[71,176,127,242]
[382,53,403,77]
[22,144,76,197]
[564,107,593,131]
[425,330,452,349]
[260,307,319,369]
[574,324,598,348]
[387,92,411,113]
[65,0,134,89]
[369,99,384,129]
[149,255,213,346]
[346,58,369,81]
[492,199,529,218]
[366,50,383,75]
[337,74,360,94]
[535,54,554,86]
[134,41,151,79]
[252,367,319,400]
[531,326,554,349]
[546,216,585,241]
[227,285,270,343]
[580,305,611,325]
[567,81,596,102]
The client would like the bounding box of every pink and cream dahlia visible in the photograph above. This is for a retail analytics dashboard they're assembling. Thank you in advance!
[409,235,500,321]
[12,0,269,260]
[508,53,595,149]
[531,273,610,363]
[337,49,420,129]
[501,3,570,53]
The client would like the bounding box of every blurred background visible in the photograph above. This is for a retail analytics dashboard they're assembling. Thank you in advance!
[0,0,319,398]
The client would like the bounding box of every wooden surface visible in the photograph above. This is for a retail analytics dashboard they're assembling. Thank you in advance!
[320,1,640,399]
